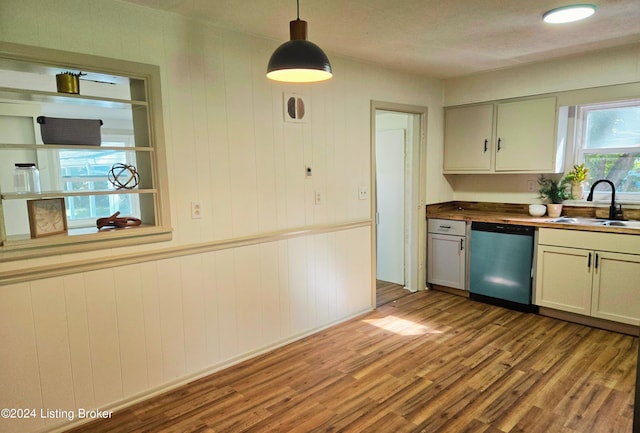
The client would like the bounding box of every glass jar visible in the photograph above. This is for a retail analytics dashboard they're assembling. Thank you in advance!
[13,163,41,194]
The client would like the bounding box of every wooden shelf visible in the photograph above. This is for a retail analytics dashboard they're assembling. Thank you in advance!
[1,189,157,200]
[0,143,152,151]
[0,86,147,107]
[1,224,168,250]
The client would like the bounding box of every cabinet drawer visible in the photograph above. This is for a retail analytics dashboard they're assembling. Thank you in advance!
[428,219,466,236]
[538,228,640,255]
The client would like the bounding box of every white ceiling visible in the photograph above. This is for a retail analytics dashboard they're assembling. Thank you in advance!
[122,0,640,79]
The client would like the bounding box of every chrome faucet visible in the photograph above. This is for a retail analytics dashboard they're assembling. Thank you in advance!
[586,179,624,220]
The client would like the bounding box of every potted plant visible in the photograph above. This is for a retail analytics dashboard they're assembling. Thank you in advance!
[537,175,572,217]
[564,163,589,200]
[55,71,86,94]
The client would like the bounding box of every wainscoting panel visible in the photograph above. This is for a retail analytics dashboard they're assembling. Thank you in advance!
[0,227,371,433]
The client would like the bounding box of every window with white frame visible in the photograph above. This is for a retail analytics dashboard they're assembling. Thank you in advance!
[575,99,640,202]
[59,132,140,228]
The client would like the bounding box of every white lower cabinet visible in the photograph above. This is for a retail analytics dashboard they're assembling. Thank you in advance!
[536,245,593,316]
[591,251,640,325]
[427,219,467,290]
[535,229,640,326]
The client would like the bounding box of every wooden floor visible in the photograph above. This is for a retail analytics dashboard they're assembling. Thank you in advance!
[376,279,410,307]
[68,290,638,433]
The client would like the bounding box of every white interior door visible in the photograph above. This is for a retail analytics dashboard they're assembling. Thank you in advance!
[376,129,405,285]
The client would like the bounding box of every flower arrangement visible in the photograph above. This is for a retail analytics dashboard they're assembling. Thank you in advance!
[564,163,589,185]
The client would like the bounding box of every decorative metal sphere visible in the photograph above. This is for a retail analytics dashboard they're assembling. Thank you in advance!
[108,163,139,190]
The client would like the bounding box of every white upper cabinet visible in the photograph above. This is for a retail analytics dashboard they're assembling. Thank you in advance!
[444,96,563,174]
[495,97,558,172]
[443,104,493,172]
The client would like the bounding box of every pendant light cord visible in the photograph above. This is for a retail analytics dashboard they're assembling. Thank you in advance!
[296,0,300,20]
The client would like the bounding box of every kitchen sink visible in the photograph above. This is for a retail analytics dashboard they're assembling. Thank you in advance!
[549,217,579,223]
[547,217,640,228]
[600,220,640,228]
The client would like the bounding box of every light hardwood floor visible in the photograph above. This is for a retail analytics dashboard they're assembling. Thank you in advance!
[67,289,637,433]
[376,279,410,307]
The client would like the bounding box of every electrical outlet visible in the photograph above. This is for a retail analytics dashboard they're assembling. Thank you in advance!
[358,186,369,200]
[527,180,536,192]
[315,191,322,205]
[191,201,203,219]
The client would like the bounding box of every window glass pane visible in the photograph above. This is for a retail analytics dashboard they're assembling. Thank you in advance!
[88,165,114,176]
[94,195,112,217]
[585,105,640,149]
[62,166,89,177]
[584,153,640,193]
[59,144,140,224]
[64,181,92,191]
[66,196,91,219]
[116,194,133,215]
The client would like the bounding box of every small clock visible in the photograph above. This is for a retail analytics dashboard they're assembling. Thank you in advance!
[27,198,68,238]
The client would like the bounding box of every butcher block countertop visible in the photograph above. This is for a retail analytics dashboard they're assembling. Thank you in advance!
[427,201,640,236]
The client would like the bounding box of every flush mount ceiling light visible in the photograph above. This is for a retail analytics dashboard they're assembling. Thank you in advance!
[266,0,332,83]
[543,4,597,23]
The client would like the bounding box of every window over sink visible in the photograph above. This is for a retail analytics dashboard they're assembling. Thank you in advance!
[575,98,640,202]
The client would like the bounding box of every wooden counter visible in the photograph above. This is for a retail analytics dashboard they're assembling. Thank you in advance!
[427,201,640,236]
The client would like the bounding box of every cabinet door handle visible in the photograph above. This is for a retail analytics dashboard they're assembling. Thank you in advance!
[497,138,502,151]
[439,225,451,229]
[460,239,464,251]
[483,139,488,153]
[595,253,599,270]
[587,252,592,268]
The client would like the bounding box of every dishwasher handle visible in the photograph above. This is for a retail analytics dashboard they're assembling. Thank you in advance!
[471,221,534,236]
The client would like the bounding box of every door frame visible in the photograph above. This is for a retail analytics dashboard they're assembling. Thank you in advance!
[370,101,428,306]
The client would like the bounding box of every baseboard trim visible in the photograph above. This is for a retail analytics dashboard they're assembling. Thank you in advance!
[429,284,469,298]
[538,307,640,336]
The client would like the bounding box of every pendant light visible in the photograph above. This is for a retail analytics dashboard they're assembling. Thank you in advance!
[267,0,332,83]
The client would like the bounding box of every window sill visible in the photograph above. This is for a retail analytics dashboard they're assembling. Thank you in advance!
[0,225,172,262]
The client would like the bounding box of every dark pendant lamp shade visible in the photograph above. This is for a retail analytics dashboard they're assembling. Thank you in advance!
[267,14,332,83]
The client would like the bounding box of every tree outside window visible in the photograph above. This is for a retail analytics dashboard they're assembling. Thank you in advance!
[578,100,640,200]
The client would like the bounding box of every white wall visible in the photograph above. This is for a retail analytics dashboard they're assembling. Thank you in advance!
[443,43,640,204]
[445,43,640,106]
[0,1,446,432]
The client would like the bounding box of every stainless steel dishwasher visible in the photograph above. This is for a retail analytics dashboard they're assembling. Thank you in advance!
[469,222,537,313]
